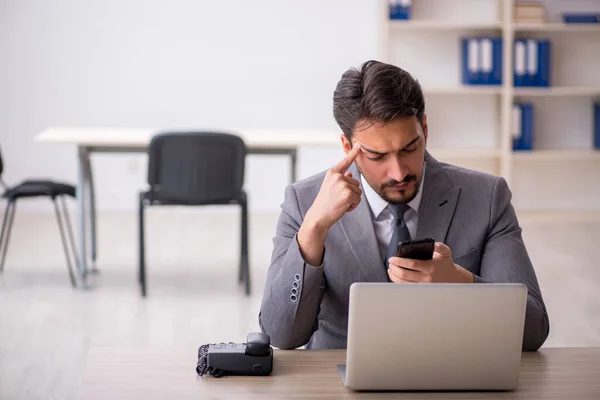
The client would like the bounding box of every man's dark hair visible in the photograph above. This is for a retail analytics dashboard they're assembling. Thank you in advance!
[333,60,425,141]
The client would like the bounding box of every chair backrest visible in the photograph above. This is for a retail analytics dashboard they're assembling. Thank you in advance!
[146,132,246,204]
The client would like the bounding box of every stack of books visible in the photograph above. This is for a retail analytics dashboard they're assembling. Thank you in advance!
[513,3,545,24]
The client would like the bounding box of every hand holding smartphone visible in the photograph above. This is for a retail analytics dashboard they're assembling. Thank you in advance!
[395,238,435,260]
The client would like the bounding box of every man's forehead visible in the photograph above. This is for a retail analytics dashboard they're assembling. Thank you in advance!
[355,116,419,130]
[354,120,420,139]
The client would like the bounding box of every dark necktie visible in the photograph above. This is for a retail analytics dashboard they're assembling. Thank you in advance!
[385,203,411,270]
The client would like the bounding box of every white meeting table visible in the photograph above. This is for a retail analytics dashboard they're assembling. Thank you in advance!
[35,127,340,288]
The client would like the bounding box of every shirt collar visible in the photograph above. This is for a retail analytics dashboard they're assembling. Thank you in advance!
[361,164,425,220]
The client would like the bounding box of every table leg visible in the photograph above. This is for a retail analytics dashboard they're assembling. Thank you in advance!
[77,146,89,288]
[290,149,297,183]
[86,153,98,273]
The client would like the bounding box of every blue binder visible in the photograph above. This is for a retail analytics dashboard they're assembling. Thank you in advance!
[537,40,551,87]
[389,0,412,20]
[461,37,481,85]
[461,37,502,85]
[513,103,534,151]
[594,103,600,150]
[525,39,538,87]
[491,38,503,85]
[562,13,600,23]
[480,38,493,84]
[513,39,551,87]
[513,39,527,87]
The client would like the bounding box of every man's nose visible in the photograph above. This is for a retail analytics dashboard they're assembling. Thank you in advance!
[388,158,408,182]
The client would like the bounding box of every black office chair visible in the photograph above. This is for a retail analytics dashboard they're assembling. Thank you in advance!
[0,146,78,287]
[138,132,249,297]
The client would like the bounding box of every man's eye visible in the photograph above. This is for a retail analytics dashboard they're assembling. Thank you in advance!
[404,144,418,153]
[367,155,385,161]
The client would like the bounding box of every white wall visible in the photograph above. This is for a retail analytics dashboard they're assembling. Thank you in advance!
[0,0,382,212]
[2,0,599,214]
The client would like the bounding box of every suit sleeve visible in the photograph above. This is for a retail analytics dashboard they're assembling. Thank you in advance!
[471,177,550,351]
[258,184,326,349]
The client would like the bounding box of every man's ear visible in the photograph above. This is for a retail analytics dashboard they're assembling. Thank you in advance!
[422,114,428,143]
[340,134,352,156]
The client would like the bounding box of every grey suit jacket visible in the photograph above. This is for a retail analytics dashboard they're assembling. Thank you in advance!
[259,152,550,351]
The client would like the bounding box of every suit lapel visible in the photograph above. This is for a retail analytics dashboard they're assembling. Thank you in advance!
[338,163,389,282]
[416,152,460,243]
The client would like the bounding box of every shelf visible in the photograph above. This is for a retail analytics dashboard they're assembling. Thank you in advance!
[388,21,600,33]
[430,148,501,159]
[423,86,502,95]
[516,210,600,222]
[514,23,600,32]
[513,87,600,97]
[425,86,600,97]
[388,20,502,30]
[511,150,600,162]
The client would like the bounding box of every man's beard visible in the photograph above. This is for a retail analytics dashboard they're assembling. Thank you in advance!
[379,175,421,204]
[359,168,422,205]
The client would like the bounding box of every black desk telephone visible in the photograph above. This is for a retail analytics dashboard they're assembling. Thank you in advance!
[196,332,273,377]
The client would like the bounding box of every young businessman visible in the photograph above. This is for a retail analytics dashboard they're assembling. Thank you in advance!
[259,60,549,351]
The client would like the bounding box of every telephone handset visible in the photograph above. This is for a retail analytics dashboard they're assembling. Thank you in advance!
[196,332,273,377]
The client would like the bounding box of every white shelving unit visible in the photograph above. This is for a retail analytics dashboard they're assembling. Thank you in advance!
[381,0,600,217]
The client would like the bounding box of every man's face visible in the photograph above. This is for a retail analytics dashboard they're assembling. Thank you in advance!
[342,116,428,205]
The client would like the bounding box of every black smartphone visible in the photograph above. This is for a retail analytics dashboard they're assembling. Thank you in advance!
[395,238,435,260]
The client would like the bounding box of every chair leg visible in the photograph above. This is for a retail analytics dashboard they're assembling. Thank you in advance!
[138,193,147,297]
[53,198,77,287]
[241,197,250,296]
[0,200,16,272]
[238,206,244,284]
[60,196,80,278]
[0,201,12,272]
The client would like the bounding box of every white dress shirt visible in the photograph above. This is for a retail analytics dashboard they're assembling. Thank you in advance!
[360,171,424,262]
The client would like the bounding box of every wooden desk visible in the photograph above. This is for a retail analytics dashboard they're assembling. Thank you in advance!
[80,347,600,399]
[35,127,339,287]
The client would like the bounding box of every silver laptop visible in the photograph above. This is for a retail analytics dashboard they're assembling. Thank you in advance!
[338,282,528,391]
